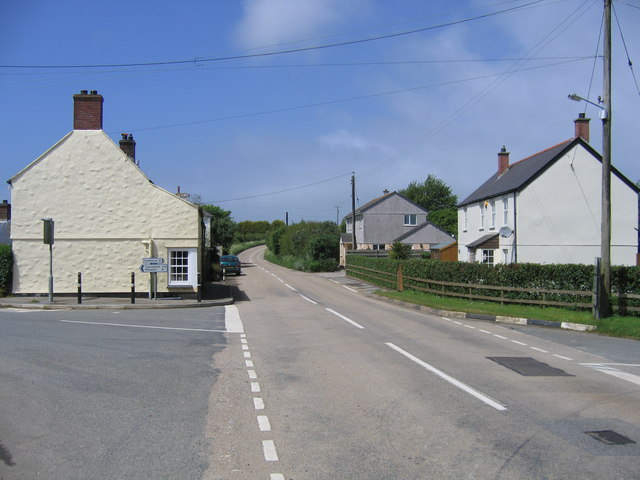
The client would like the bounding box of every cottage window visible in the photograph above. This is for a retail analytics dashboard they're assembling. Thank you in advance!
[503,197,509,225]
[168,248,197,287]
[463,208,468,231]
[480,206,485,230]
[372,244,386,250]
[482,249,494,265]
[490,201,496,228]
[404,214,417,226]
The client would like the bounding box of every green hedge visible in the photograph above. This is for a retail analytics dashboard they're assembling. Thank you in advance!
[346,255,640,314]
[0,244,12,296]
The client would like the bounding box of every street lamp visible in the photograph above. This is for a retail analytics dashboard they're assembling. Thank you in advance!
[568,89,612,320]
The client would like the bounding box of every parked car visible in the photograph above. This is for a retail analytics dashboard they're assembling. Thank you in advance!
[220,255,241,275]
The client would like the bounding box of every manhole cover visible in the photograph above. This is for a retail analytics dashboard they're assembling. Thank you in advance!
[586,430,636,445]
[487,357,573,376]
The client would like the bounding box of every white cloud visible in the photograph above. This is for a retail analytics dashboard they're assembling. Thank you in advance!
[319,129,383,151]
[235,0,345,49]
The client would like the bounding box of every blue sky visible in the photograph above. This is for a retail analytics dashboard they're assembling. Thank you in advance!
[1,0,639,223]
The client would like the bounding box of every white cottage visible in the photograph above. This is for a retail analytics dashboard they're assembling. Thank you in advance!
[9,91,207,297]
[457,114,639,266]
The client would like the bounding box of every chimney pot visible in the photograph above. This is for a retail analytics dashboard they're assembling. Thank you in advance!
[498,145,510,175]
[90,90,98,95]
[80,90,88,94]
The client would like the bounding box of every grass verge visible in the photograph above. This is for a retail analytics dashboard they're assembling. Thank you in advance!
[376,289,640,340]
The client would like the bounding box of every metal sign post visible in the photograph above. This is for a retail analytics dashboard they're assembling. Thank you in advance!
[42,218,54,302]
[139,258,167,301]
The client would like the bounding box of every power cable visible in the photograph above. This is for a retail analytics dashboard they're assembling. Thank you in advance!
[613,3,640,97]
[0,0,545,69]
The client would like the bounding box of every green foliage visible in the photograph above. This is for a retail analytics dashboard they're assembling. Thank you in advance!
[229,241,264,256]
[0,244,12,296]
[346,256,640,315]
[388,242,411,260]
[265,221,340,272]
[201,205,236,252]
[399,174,458,236]
[234,221,271,242]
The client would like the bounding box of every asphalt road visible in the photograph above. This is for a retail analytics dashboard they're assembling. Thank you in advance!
[0,307,227,480]
[206,246,640,480]
[2,246,639,480]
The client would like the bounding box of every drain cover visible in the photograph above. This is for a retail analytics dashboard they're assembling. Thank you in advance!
[586,430,636,445]
[487,357,573,376]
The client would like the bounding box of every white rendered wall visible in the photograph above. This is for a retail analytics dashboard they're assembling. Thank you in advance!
[10,130,200,294]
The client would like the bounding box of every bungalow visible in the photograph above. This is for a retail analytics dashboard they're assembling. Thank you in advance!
[8,91,208,297]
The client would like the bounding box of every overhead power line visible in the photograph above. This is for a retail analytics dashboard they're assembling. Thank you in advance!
[0,0,545,69]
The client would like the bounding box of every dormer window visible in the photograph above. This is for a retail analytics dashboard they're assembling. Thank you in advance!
[404,214,417,226]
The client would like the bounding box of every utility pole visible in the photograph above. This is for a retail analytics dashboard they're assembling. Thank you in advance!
[599,0,612,318]
[351,173,357,250]
[335,206,340,225]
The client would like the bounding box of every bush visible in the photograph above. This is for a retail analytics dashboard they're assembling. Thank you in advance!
[0,244,12,296]
[389,242,411,260]
[307,258,339,272]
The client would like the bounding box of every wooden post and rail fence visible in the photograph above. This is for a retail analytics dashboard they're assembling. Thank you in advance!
[346,262,640,315]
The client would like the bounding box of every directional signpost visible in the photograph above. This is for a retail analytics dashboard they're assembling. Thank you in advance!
[140,258,167,299]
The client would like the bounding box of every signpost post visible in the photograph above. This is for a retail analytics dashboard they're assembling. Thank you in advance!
[139,258,167,300]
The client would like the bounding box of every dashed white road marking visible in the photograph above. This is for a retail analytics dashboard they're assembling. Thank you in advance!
[245,360,254,368]
[493,334,508,340]
[257,415,271,432]
[326,308,364,329]
[243,351,251,358]
[262,440,279,461]
[530,347,548,353]
[553,354,573,361]
[271,474,285,480]
[248,370,257,379]
[343,285,358,293]
[251,382,261,393]
[511,340,527,346]
[299,295,318,305]
[386,342,507,412]
[285,284,297,292]
[253,398,265,410]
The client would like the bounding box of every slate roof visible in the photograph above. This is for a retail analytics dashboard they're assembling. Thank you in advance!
[392,221,453,243]
[343,191,426,220]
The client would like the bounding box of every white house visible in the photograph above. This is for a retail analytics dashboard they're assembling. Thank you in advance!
[9,90,208,297]
[341,190,454,265]
[458,114,639,266]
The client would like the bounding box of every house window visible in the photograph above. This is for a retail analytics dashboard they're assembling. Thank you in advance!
[372,244,386,250]
[168,248,197,286]
[404,214,417,226]
[480,206,485,230]
[503,197,509,225]
[463,208,468,231]
[490,201,496,228]
[482,249,494,265]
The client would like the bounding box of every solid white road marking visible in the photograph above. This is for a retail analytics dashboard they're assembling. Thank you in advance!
[60,320,225,333]
[258,415,271,432]
[325,308,365,329]
[225,305,245,333]
[386,342,507,411]
[263,440,279,461]
[581,363,640,387]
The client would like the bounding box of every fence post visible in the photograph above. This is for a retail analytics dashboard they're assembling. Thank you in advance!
[397,264,403,292]
[77,272,82,304]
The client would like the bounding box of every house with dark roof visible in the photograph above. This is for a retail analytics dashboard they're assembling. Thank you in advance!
[340,190,454,265]
[457,114,639,266]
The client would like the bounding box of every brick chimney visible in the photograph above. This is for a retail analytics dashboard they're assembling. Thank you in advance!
[73,90,103,130]
[0,200,10,221]
[498,146,510,175]
[119,133,136,162]
[574,112,590,142]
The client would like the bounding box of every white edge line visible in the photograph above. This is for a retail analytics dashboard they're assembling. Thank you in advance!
[325,308,364,329]
[61,320,225,333]
[385,342,507,411]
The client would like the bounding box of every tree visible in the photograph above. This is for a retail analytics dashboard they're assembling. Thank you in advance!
[399,175,458,236]
[201,204,235,253]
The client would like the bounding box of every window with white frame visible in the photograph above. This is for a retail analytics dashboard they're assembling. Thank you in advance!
[480,205,485,229]
[503,197,509,225]
[482,249,494,265]
[490,200,496,228]
[463,208,468,231]
[372,244,386,250]
[404,214,417,226]
[168,248,197,287]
